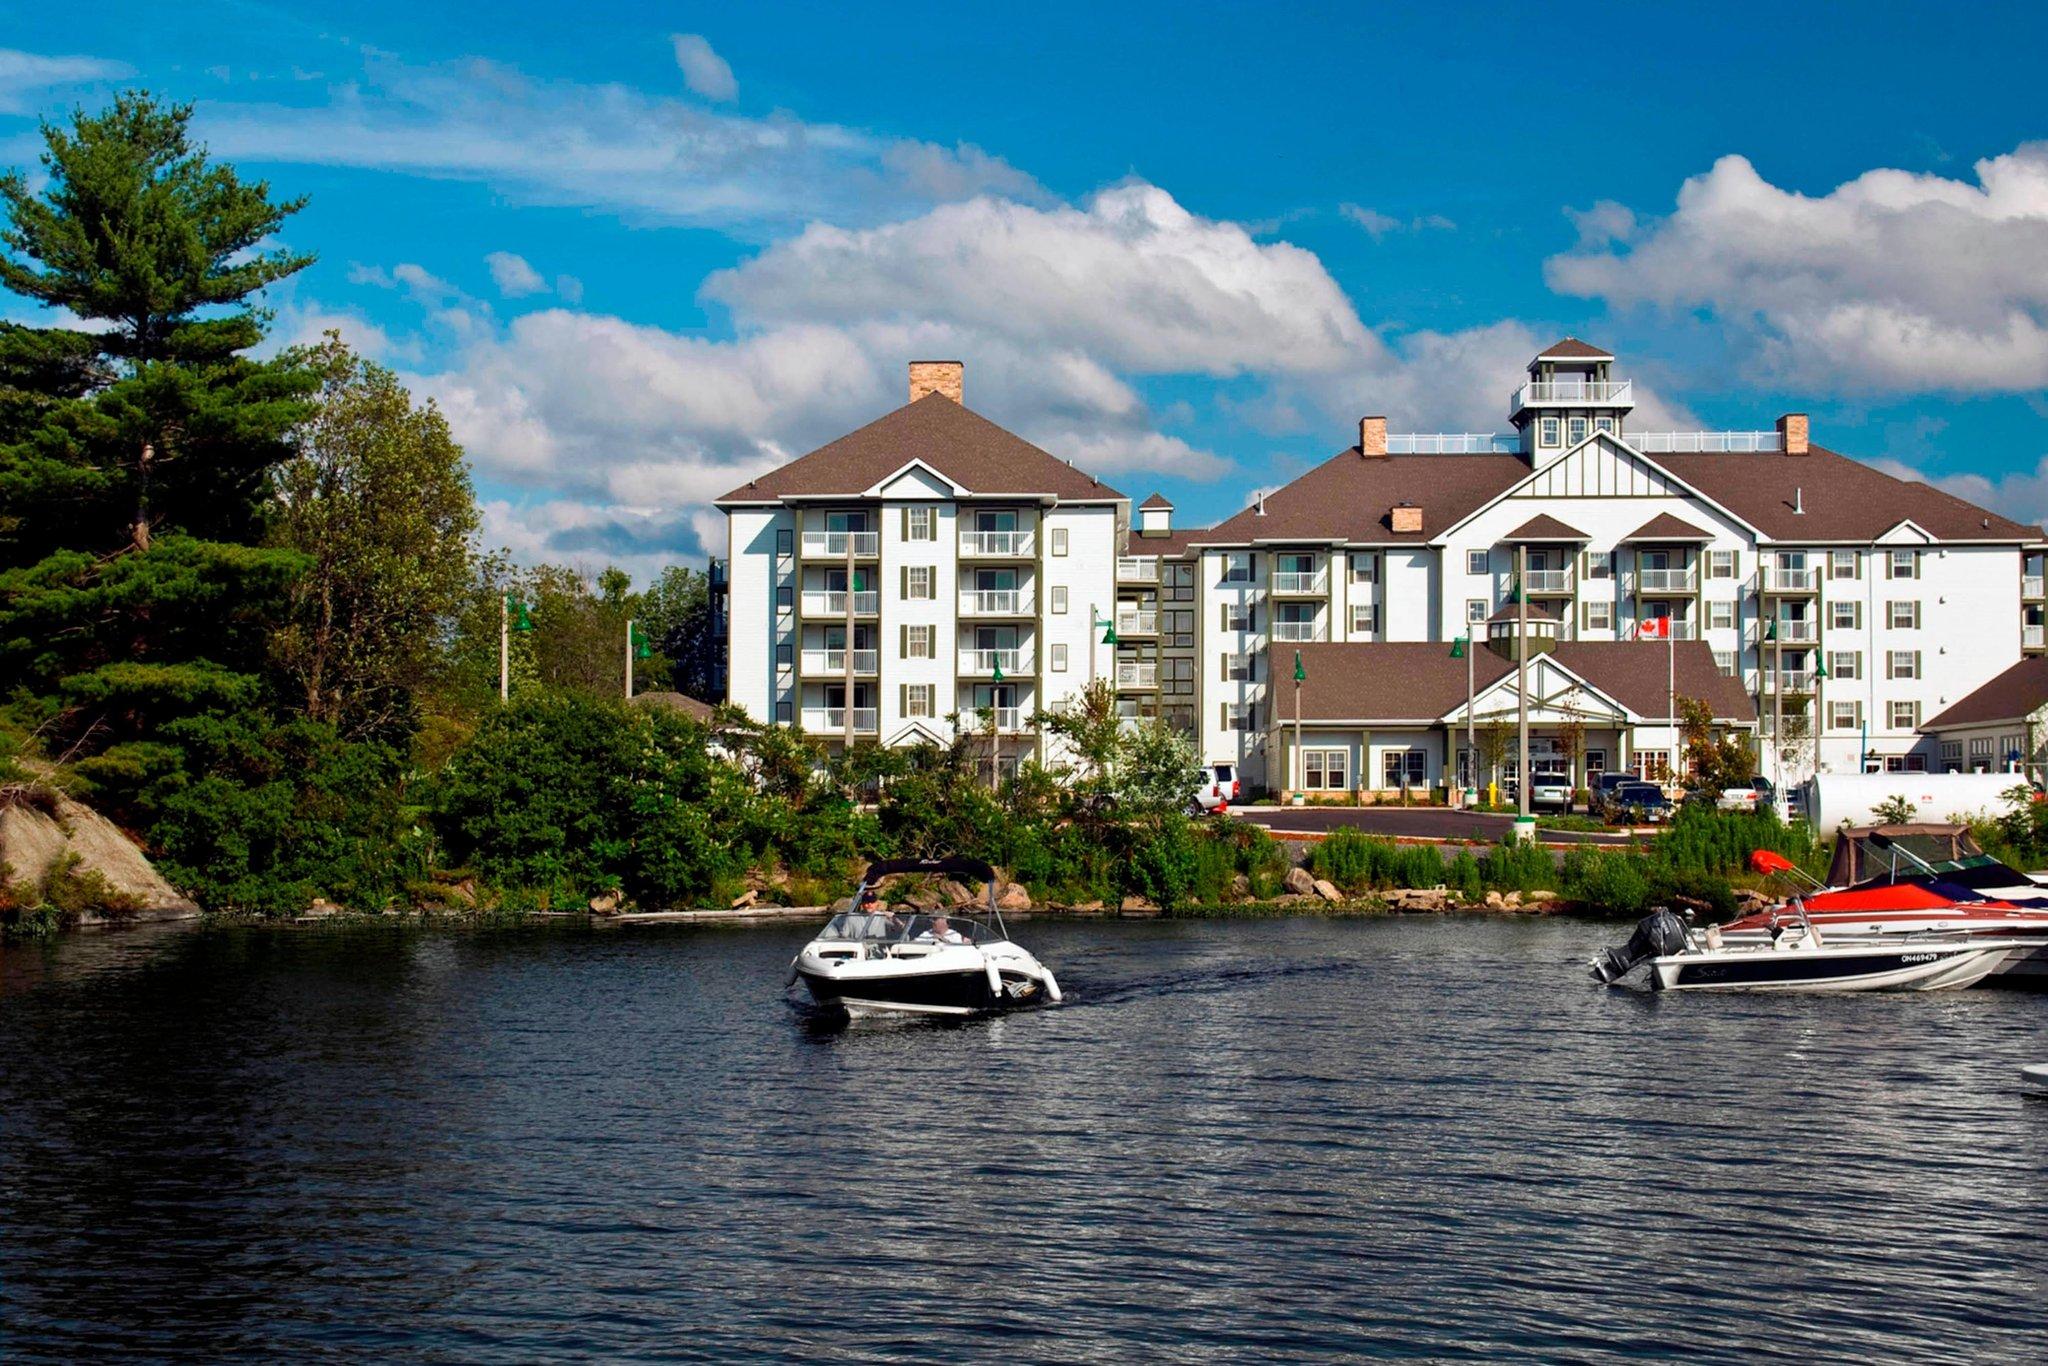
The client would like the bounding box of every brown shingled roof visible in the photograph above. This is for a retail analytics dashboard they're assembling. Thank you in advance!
[1290,641,1754,723]
[1535,337,1613,361]
[1196,447,1527,545]
[716,394,1125,503]
[1623,512,1716,543]
[1123,526,1208,557]
[1139,492,1174,510]
[1506,513,1589,542]
[1488,599,1559,624]
[1656,445,2036,542]
[1921,657,2048,730]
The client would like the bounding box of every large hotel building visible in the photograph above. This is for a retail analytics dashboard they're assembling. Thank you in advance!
[716,348,2045,795]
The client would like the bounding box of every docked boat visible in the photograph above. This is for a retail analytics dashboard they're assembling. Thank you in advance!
[789,857,1062,1017]
[1591,906,2025,992]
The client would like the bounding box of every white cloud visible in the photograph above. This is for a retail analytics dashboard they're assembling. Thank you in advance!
[1340,204,1456,239]
[485,250,548,297]
[0,48,131,114]
[1868,454,2048,531]
[670,34,736,103]
[555,274,584,304]
[1548,147,2048,392]
[192,44,1043,230]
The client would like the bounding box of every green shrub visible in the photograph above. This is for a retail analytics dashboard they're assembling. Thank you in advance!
[1480,836,1556,893]
[1561,848,1652,917]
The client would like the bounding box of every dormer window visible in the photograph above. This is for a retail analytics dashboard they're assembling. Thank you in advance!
[1567,416,1588,445]
[1539,417,1560,447]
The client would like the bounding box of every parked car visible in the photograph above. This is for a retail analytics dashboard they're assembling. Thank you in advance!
[1608,781,1673,825]
[1588,771,1636,818]
[1208,762,1241,804]
[1189,762,1237,815]
[1527,764,1574,812]
[1715,776,1776,813]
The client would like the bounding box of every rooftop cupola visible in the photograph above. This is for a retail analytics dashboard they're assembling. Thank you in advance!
[1137,492,1174,537]
[1510,338,1635,467]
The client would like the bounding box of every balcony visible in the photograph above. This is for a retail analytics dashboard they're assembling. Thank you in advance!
[2026,575,2045,599]
[1510,379,1633,413]
[1116,661,1158,690]
[1522,568,1574,595]
[960,647,1033,676]
[1759,566,1819,595]
[1116,556,1160,583]
[960,529,1034,558]
[801,590,879,616]
[960,588,1030,616]
[1761,669,1816,695]
[2028,624,2045,651]
[1272,620,1324,642]
[963,706,1026,733]
[1762,618,1819,645]
[1634,567,1696,595]
[1627,619,1698,641]
[799,529,878,559]
[802,707,878,733]
[1271,570,1329,596]
[800,648,878,676]
[1116,607,1159,636]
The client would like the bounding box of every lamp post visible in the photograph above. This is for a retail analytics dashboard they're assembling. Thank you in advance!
[1293,649,1305,802]
[500,593,533,701]
[1451,634,1473,803]
[1515,544,1530,821]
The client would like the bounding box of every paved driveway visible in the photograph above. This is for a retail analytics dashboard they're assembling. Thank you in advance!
[1231,804,1636,846]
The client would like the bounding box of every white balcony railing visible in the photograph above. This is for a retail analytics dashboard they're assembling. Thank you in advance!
[800,530,878,557]
[1763,670,1815,694]
[1626,430,1782,453]
[1272,621,1324,642]
[960,589,1027,615]
[803,707,878,732]
[1116,661,1158,689]
[1634,567,1696,594]
[2026,575,2045,599]
[960,530,1034,557]
[1764,619,1819,645]
[1522,568,1574,595]
[802,591,879,615]
[960,648,1031,675]
[1629,619,1698,641]
[1271,570,1328,595]
[1512,379,1633,409]
[1116,608,1159,635]
[800,648,878,674]
[2028,624,2046,650]
[1116,556,1160,583]
[1388,433,1522,454]
[1760,567,1819,593]
[967,706,1025,732]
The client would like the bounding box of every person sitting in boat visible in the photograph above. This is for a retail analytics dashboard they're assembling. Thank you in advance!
[918,915,969,945]
[854,888,901,937]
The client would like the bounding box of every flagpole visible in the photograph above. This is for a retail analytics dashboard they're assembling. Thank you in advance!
[1293,649,1304,799]
[1466,635,1475,799]
[625,616,635,700]
[1667,617,1677,780]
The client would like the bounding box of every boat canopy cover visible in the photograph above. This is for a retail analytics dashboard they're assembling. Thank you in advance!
[1829,824,1983,887]
[860,857,996,885]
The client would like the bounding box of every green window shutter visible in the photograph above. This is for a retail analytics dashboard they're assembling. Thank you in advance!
[899,624,907,656]
[899,566,907,597]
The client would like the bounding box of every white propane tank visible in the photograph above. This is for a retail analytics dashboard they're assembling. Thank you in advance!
[1801,772,2028,832]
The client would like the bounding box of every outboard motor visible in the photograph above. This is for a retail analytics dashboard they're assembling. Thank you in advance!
[1590,908,1690,984]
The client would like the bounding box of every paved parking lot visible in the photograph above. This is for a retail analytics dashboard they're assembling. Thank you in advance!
[1231,804,1636,845]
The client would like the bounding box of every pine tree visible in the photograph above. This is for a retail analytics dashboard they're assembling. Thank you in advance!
[0,93,316,807]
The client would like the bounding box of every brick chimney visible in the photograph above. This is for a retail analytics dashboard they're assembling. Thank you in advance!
[1390,503,1422,534]
[1360,415,1388,459]
[1778,412,1809,456]
[909,360,964,404]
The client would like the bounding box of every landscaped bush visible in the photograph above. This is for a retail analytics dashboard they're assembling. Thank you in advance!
[1306,828,1448,892]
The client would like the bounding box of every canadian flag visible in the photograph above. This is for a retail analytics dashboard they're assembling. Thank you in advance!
[1638,616,1672,639]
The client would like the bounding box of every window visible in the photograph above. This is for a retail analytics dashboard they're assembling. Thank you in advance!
[1274,602,1321,640]
[1466,549,1490,576]
[1221,703,1256,732]
[1350,603,1377,634]
[1539,416,1560,447]
[1222,552,1254,584]
[1466,598,1487,625]
[904,625,933,659]
[1350,553,1378,584]
[1882,754,1929,773]
[1584,601,1613,632]
[1969,737,1994,768]
[1051,526,1069,557]
[1832,600,1862,630]
[775,700,793,724]
[1051,586,1069,614]
[1713,650,1736,676]
[1567,416,1589,445]
[1380,748,1427,788]
[776,643,793,669]
[1303,749,1349,792]
[1888,600,1919,630]
[1707,549,1736,580]
[904,506,934,542]
[1050,643,1068,672]
[1830,549,1858,580]
[903,566,933,600]
[1586,749,1608,774]
[1830,700,1863,731]
[1888,549,1919,580]
[1586,551,1612,580]
[1707,600,1734,631]
[1222,603,1256,632]
[1888,650,1921,680]
[1166,609,1194,647]
[775,528,794,556]
[1222,653,1252,681]
[904,684,933,718]
[1890,700,1920,730]
[776,585,794,611]
[1595,416,1615,435]
[1830,650,1861,680]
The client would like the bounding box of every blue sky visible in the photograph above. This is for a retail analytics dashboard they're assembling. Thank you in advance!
[5,1,2048,579]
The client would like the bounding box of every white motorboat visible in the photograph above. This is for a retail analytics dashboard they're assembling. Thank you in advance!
[790,857,1062,1017]
[1592,906,2024,993]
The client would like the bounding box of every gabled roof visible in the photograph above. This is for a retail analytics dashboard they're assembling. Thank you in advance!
[1288,641,1754,723]
[1534,337,1613,362]
[1489,599,1559,624]
[1506,513,1590,542]
[1139,492,1174,510]
[1623,512,1716,543]
[1196,447,1527,545]
[1654,446,2036,542]
[1124,526,1208,556]
[1921,658,2048,731]
[716,394,1125,504]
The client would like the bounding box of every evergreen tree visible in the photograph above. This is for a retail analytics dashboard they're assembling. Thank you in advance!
[640,564,724,701]
[0,94,315,806]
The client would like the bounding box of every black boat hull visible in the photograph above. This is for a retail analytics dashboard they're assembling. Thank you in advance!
[797,966,999,1015]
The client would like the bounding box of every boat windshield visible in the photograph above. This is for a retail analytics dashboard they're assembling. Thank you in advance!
[818,910,1000,944]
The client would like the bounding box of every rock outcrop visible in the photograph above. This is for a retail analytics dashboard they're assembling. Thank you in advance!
[0,791,198,922]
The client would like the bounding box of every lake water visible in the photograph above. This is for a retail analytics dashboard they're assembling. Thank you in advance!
[2,916,2045,1361]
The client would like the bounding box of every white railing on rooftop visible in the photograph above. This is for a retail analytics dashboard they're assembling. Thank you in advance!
[1388,433,1522,454]
[1513,379,1633,408]
[1117,556,1160,583]
[1626,431,1783,453]
[800,530,879,557]
[960,529,1034,557]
